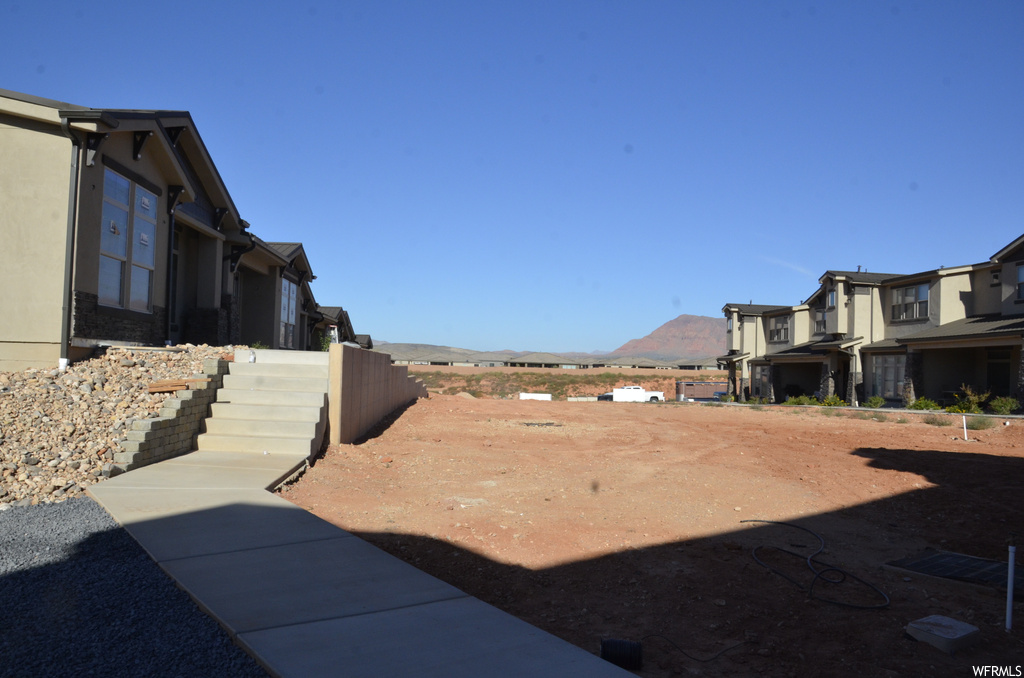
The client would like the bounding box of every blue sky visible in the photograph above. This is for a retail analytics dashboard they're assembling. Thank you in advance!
[3,1,1022,352]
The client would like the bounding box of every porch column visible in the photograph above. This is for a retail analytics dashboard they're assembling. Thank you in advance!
[769,365,781,403]
[819,363,834,398]
[903,350,923,406]
[727,363,737,398]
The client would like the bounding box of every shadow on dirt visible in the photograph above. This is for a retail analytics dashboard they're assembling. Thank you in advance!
[351,446,1024,677]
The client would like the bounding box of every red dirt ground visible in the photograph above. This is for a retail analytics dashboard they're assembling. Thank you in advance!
[282,394,1023,677]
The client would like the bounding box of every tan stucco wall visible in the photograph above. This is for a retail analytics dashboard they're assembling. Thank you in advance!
[0,115,72,370]
[933,272,972,323]
[972,267,1002,315]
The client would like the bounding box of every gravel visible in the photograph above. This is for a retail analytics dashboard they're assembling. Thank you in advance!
[0,497,267,678]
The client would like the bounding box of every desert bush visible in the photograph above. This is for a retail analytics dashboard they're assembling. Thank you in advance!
[863,396,886,409]
[965,417,996,431]
[908,397,941,411]
[820,394,847,407]
[718,394,735,402]
[749,404,764,411]
[895,417,908,424]
[849,411,874,420]
[702,402,723,408]
[783,395,817,406]
[945,385,989,414]
[988,396,1020,415]
[922,413,953,427]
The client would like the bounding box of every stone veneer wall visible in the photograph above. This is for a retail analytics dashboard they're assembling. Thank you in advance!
[74,291,167,346]
[111,358,229,473]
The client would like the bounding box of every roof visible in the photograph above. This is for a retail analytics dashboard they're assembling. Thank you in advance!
[508,352,580,365]
[821,270,905,285]
[722,303,791,315]
[317,306,344,322]
[896,314,1024,344]
[763,336,861,361]
[355,334,373,349]
[992,233,1024,262]
[266,242,303,260]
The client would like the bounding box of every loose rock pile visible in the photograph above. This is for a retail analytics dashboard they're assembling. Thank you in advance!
[0,345,234,507]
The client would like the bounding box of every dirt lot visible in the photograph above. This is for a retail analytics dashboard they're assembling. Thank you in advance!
[283,394,1023,676]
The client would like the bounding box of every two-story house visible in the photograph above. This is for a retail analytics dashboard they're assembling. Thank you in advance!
[723,234,1024,405]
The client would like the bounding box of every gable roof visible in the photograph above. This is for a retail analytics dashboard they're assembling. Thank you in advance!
[991,233,1024,262]
[722,303,791,315]
[820,270,905,285]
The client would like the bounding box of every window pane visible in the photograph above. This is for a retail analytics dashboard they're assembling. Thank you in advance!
[918,284,928,300]
[135,187,158,220]
[103,169,130,205]
[133,217,156,268]
[99,255,123,306]
[129,266,151,311]
[101,201,128,257]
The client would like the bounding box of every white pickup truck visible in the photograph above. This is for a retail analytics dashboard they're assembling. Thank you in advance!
[598,385,665,402]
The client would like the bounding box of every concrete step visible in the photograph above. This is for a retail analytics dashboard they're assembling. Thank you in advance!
[210,402,324,422]
[215,389,327,408]
[221,374,329,393]
[203,418,317,439]
[234,349,330,366]
[227,362,328,379]
[197,433,315,456]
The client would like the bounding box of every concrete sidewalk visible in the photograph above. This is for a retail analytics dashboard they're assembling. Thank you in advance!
[88,448,629,677]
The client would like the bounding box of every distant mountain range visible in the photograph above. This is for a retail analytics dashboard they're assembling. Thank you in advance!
[378,313,725,361]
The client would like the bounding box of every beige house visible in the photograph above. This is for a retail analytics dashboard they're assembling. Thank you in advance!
[722,234,1022,405]
[0,89,353,371]
[0,89,257,370]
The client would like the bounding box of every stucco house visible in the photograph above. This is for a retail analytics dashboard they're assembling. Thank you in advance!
[0,89,357,371]
[722,235,1023,405]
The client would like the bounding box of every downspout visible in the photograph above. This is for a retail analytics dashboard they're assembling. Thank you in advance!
[58,118,83,371]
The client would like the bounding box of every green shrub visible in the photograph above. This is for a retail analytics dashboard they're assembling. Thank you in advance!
[249,341,269,350]
[945,385,989,414]
[922,413,953,427]
[863,396,886,409]
[988,396,1020,416]
[783,395,817,406]
[820,394,847,407]
[718,394,735,402]
[908,397,941,411]
[965,416,996,431]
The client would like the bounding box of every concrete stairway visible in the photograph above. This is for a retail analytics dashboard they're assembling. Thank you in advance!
[196,349,329,470]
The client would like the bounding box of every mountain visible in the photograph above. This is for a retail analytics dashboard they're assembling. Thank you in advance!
[612,314,725,359]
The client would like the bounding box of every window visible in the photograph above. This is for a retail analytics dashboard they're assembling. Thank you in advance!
[280,278,297,348]
[827,289,836,308]
[727,317,733,332]
[872,355,905,399]
[752,365,769,398]
[891,284,929,321]
[813,309,826,334]
[991,270,1000,287]
[99,169,156,311]
[1017,266,1024,300]
[768,316,789,342]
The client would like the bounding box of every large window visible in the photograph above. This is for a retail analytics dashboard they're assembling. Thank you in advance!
[891,284,929,321]
[871,354,905,399]
[1017,266,1024,300]
[279,278,297,348]
[768,316,789,342]
[99,169,156,311]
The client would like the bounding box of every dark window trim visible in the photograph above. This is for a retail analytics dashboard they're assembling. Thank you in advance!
[101,155,163,197]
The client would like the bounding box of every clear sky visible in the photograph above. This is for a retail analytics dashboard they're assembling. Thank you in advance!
[3,1,1022,352]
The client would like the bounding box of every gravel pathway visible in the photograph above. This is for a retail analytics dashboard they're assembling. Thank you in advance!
[0,497,267,678]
